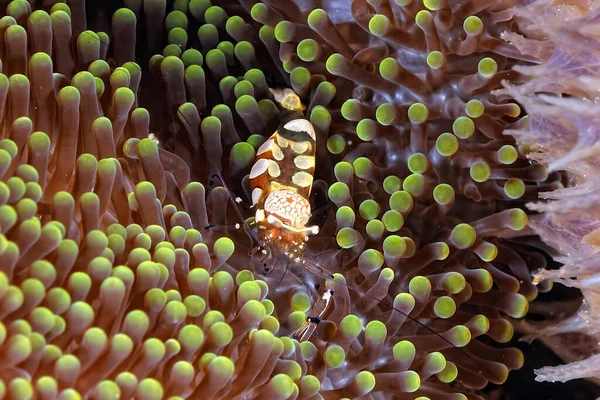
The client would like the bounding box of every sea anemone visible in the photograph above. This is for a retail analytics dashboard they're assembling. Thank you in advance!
[500,0,600,385]
[0,0,574,398]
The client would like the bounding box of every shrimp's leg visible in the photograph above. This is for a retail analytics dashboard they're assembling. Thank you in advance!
[291,289,334,342]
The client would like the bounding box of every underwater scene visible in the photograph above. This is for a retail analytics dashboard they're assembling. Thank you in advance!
[0,0,598,399]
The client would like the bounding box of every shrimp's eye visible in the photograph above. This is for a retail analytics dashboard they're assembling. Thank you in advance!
[314,283,320,290]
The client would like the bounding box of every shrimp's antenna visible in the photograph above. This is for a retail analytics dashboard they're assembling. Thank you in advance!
[54,14,511,386]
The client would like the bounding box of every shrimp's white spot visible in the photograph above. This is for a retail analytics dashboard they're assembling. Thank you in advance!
[257,139,274,155]
[293,155,315,170]
[267,160,281,178]
[284,119,316,140]
[290,141,310,154]
[276,134,289,148]
[271,144,284,161]
[251,188,262,205]
[292,171,314,188]
[257,137,284,160]
[249,159,269,179]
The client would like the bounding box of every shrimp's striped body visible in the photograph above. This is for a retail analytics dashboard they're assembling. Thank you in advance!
[248,89,320,259]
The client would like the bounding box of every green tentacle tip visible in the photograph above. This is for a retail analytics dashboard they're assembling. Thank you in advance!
[424,352,446,374]
[509,208,527,230]
[311,106,332,128]
[307,8,328,26]
[298,375,321,396]
[409,276,431,297]
[465,99,485,118]
[470,161,491,182]
[507,103,522,117]
[393,340,415,362]
[341,99,361,121]
[231,142,256,166]
[382,210,404,232]
[300,340,318,360]
[326,53,344,74]
[233,80,254,98]
[427,51,445,69]
[408,103,428,124]
[9,378,33,400]
[356,119,377,141]
[209,322,233,347]
[336,206,356,227]
[328,182,350,203]
[423,0,442,10]
[443,272,466,294]
[471,314,491,335]
[450,223,476,249]
[407,153,429,174]
[291,292,311,313]
[181,48,203,67]
[359,199,380,220]
[435,132,459,156]
[434,296,457,319]
[402,174,425,197]
[478,57,498,78]
[327,134,346,154]
[433,183,455,205]
[389,191,413,214]
[383,175,402,194]
[336,228,359,249]
[510,293,529,318]
[452,116,475,139]
[214,237,235,260]
[290,67,310,86]
[376,103,396,126]
[282,360,302,381]
[404,370,421,392]
[204,6,228,27]
[504,178,525,199]
[237,281,262,303]
[437,361,459,383]
[235,95,258,114]
[498,145,518,164]
[250,3,268,22]
[379,57,399,80]
[334,162,353,181]
[183,295,206,317]
[365,320,387,343]
[323,344,345,368]
[247,134,266,150]
[136,378,164,399]
[366,219,385,240]
[383,235,406,257]
[359,249,384,274]
[208,355,235,378]
[268,374,295,397]
[339,314,362,338]
[261,299,275,316]
[449,325,472,347]
[415,10,432,28]
[297,39,320,62]
[354,371,376,395]
[353,157,374,177]
[463,16,483,35]
[369,14,390,36]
